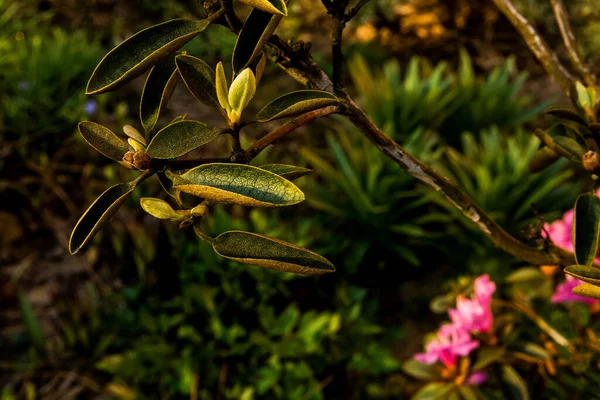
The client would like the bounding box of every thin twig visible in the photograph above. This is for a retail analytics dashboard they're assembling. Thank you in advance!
[550,0,597,87]
[490,0,576,93]
[345,0,372,21]
[243,105,340,161]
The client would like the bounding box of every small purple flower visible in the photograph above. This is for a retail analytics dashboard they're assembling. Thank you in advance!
[84,100,98,116]
[19,81,30,91]
[466,371,488,386]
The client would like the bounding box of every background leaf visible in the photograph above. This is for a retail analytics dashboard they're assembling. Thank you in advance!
[87,19,209,94]
[256,90,338,122]
[259,164,312,180]
[502,365,530,400]
[145,120,221,159]
[564,265,600,285]
[238,0,287,16]
[211,231,335,275]
[573,192,600,266]
[78,121,129,162]
[232,9,282,74]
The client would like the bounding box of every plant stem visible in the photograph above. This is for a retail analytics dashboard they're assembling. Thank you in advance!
[490,0,576,93]
[345,0,371,21]
[550,0,597,87]
[332,15,346,91]
[243,105,339,161]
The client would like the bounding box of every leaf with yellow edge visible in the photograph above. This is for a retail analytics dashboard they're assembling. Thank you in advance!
[86,19,209,95]
[78,121,129,162]
[176,55,220,109]
[259,164,312,180]
[210,230,334,275]
[573,192,600,266]
[572,282,600,300]
[140,198,186,221]
[256,90,339,122]
[145,120,221,159]
[69,182,136,254]
[232,9,282,74]
[123,125,146,145]
[238,0,287,16]
[564,265,600,285]
[215,61,230,112]
[173,163,304,207]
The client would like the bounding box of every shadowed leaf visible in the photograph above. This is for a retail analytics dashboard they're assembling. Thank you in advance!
[553,136,586,162]
[173,163,304,207]
[211,230,334,275]
[545,106,586,125]
[238,0,287,16]
[78,122,129,161]
[565,265,600,285]
[412,383,452,400]
[259,164,312,180]
[87,19,209,94]
[502,365,530,400]
[472,347,506,370]
[18,291,45,351]
[140,54,180,136]
[146,120,221,159]
[233,9,282,74]
[402,360,439,380]
[572,282,600,300]
[69,182,136,254]
[256,90,339,122]
[528,147,559,173]
[176,55,219,108]
[140,198,186,221]
[574,192,600,266]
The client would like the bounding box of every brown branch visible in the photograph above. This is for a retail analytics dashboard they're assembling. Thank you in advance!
[243,105,340,161]
[345,0,372,21]
[342,97,577,266]
[490,0,576,93]
[550,0,597,87]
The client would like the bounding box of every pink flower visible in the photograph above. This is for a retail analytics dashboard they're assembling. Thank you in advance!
[466,371,488,386]
[448,275,496,333]
[551,274,596,304]
[414,323,480,368]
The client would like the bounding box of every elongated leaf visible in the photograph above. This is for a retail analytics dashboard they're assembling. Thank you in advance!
[228,68,256,120]
[570,81,594,121]
[174,163,304,207]
[145,120,221,159]
[215,61,230,111]
[211,230,334,274]
[256,90,339,122]
[140,54,179,135]
[238,0,287,16]
[572,282,600,300]
[259,164,312,180]
[472,346,505,370]
[176,55,219,108]
[233,9,282,74]
[545,106,586,125]
[553,136,586,162]
[564,265,600,285]
[123,125,146,145]
[402,360,438,380]
[528,147,559,173]
[573,192,600,266]
[457,387,478,400]
[87,19,209,95]
[70,182,136,254]
[78,121,129,161]
[140,198,186,221]
[502,365,530,400]
[412,383,453,400]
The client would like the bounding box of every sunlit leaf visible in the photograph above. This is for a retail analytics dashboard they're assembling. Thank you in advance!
[564,265,600,285]
[140,197,186,221]
[570,81,594,122]
[176,55,220,108]
[552,136,586,162]
[238,0,287,16]
[173,163,304,207]
[78,121,129,162]
[505,267,545,283]
[572,282,600,300]
[86,19,209,94]
[259,164,312,180]
[501,365,530,400]
[123,125,146,145]
[402,360,438,380]
[256,90,339,122]
[232,9,282,74]
[228,68,256,122]
[573,192,600,266]
[210,230,334,275]
[140,53,180,136]
[215,61,230,112]
[145,120,221,159]
[69,182,136,254]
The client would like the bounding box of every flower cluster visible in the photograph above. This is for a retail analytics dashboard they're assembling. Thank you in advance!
[414,275,496,385]
[544,206,599,304]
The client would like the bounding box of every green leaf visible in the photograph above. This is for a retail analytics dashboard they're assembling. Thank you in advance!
[570,81,594,122]
[472,346,505,370]
[457,387,478,400]
[256,90,339,122]
[521,342,551,361]
[228,68,256,123]
[145,120,221,159]
[78,121,129,162]
[174,163,305,207]
[211,230,335,275]
[140,197,186,221]
[564,265,600,285]
[573,192,600,266]
[69,182,136,254]
[572,282,600,300]
[123,125,146,145]
[552,136,586,162]
[412,382,453,400]
[215,61,230,112]
[238,0,287,16]
[545,106,586,125]
[402,360,439,380]
[232,9,282,74]
[528,146,559,173]
[501,365,530,400]
[87,19,209,95]
[259,164,312,180]
[140,53,180,136]
[505,267,545,283]
[176,55,220,108]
